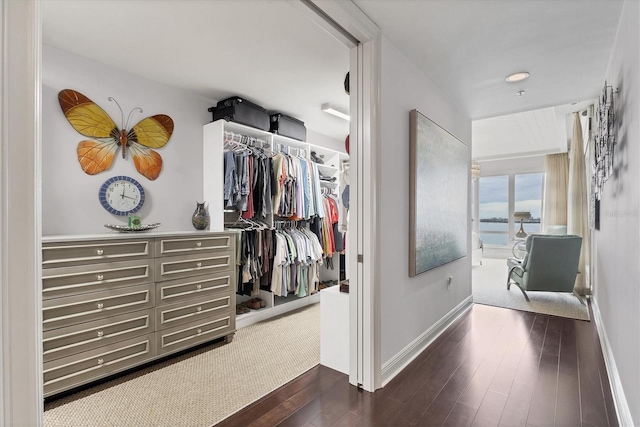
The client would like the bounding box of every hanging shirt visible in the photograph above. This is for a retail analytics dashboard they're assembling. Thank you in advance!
[242,155,255,219]
[223,150,238,207]
[311,163,325,218]
[299,159,313,219]
[271,154,285,215]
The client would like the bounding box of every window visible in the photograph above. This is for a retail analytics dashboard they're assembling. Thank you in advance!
[478,175,509,245]
[513,173,543,235]
[476,172,545,246]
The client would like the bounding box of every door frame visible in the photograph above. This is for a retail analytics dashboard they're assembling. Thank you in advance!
[296,0,382,391]
[1,0,44,424]
[0,1,383,424]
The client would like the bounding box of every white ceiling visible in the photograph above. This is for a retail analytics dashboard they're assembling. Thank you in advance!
[41,0,351,141]
[42,0,625,157]
[353,0,624,161]
[471,99,595,161]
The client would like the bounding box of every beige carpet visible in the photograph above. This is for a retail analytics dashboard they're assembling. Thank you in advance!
[44,303,320,427]
[473,258,589,321]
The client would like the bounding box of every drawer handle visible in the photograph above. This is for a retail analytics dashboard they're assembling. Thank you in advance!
[96,302,104,310]
[197,328,202,335]
[196,284,202,290]
[196,306,202,312]
[97,274,104,281]
[97,330,104,338]
[196,262,202,268]
[96,249,104,255]
[97,358,104,365]
[196,241,202,247]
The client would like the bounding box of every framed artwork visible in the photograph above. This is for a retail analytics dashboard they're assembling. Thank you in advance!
[409,110,468,276]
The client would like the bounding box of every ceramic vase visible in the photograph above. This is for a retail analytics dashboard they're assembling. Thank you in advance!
[191,201,210,230]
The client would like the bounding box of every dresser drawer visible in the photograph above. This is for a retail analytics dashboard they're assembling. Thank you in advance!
[156,293,232,330]
[43,334,154,398]
[43,284,155,331]
[42,259,153,300]
[155,315,233,356]
[43,309,155,363]
[43,239,153,268]
[155,253,232,282]
[155,234,232,256]
[156,272,234,306]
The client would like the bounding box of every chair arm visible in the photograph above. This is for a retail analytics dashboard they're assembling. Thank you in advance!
[508,264,525,282]
[506,257,522,270]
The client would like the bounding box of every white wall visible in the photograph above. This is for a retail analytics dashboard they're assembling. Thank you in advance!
[41,45,345,237]
[42,45,215,235]
[379,36,472,365]
[308,129,347,154]
[593,1,640,424]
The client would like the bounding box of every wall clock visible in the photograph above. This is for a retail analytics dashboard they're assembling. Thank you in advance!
[98,175,145,215]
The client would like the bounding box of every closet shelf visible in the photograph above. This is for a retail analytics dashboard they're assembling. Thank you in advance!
[317,164,339,174]
[320,181,338,188]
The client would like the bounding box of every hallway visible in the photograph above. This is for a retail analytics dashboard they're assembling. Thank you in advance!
[219,303,617,426]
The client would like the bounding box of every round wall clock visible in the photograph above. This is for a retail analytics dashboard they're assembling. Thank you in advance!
[98,175,145,215]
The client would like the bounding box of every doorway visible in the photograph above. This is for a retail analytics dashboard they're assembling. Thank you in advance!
[0,0,382,424]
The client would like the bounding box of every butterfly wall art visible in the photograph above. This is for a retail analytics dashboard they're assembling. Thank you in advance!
[58,89,174,181]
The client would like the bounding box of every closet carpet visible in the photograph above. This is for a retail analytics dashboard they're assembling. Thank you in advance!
[473,257,589,321]
[44,302,320,427]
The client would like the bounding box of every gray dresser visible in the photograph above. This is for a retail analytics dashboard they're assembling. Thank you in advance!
[42,231,236,397]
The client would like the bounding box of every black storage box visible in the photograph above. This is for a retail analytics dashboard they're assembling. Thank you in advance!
[209,97,270,131]
[269,113,307,141]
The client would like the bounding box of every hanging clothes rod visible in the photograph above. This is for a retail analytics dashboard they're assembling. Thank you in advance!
[223,130,270,149]
[273,143,306,158]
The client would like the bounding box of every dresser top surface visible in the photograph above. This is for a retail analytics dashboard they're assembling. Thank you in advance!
[43,229,238,244]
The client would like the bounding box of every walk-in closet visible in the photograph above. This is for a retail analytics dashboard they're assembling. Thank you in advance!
[204,120,349,328]
[40,1,354,425]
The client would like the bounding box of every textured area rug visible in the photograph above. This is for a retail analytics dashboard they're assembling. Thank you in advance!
[473,258,589,321]
[44,303,320,427]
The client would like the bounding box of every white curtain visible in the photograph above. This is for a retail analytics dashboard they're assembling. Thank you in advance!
[568,112,590,295]
[542,153,569,230]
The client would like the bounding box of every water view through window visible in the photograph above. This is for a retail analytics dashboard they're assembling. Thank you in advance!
[478,173,543,246]
[479,175,509,245]
[514,173,543,235]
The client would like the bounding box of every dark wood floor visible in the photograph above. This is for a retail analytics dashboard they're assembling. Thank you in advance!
[217,302,617,427]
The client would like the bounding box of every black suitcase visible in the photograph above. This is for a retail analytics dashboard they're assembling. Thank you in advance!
[208,97,270,131]
[269,113,307,141]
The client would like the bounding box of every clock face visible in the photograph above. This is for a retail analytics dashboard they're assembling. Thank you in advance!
[98,176,145,215]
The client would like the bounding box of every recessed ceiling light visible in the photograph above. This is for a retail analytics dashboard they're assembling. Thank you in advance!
[516,90,525,97]
[321,103,350,121]
[505,72,530,83]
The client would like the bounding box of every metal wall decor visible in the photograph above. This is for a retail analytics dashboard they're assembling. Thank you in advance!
[58,89,174,181]
[592,81,617,200]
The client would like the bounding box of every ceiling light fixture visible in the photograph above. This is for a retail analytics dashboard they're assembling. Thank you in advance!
[505,72,530,83]
[321,103,350,121]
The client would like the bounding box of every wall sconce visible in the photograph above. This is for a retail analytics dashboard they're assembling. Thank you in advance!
[514,211,531,239]
[471,162,480,180]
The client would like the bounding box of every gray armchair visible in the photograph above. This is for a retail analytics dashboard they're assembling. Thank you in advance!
[506,234,582,302]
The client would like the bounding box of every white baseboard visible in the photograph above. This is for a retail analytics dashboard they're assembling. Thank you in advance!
[591,298,634,426]
[381,295,473,386]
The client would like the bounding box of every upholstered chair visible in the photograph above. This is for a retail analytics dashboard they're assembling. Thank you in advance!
[506,234,582,302]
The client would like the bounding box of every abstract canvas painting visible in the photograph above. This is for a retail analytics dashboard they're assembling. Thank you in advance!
[409,110,468,276]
